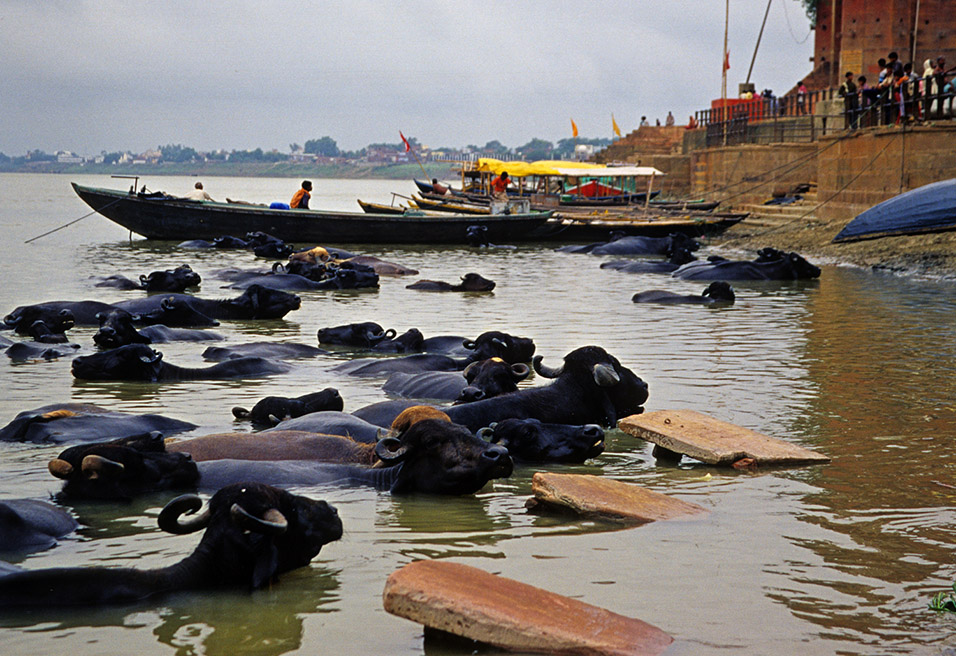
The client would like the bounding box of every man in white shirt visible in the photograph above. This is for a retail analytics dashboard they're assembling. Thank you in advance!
[183,182,213,201]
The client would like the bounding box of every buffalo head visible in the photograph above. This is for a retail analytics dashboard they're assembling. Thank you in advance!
[318,322,395,348]
[94,310,150,348]
[462,331,535,364]
[72,344,164,381]
[480,418,605,463]
[457,358,530,404]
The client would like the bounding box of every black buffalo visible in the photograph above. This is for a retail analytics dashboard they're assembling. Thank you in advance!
[384,358,529,403]
[479,418,605,463]
[114,285,301,320]
[0,499,78,553]
[0,403,197,444]
[51,420,512,497]
[93,309,224,348]
[4,300,115,328]
[632,281,736,304]
[406,273,496,292]
[600,246,697,274]
[439,346,648,432]
[232,388,344,426]
[6,341,80,361]
[268,411,385,443]
[672,248,821,280]
[557,232,700,255]
[71,344,290,381]
[0,482,342,606]
[23,318,73,343]
[94,265,201,292]
[202,341,327,361]
[317,323,424,353]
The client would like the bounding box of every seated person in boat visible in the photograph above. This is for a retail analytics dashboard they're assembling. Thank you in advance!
[183,182,214,201]
[290,180,312,209]
[431,178,450,195]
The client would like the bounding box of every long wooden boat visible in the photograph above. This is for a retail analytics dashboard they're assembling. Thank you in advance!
[72,183,555,244]
[832,178,956,243]
[549,211,748,240]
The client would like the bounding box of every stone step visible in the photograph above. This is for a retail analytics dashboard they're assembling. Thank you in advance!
[736,203,817,218]
[618,409,830,468]
[384,560,674,656]
[528,472,706,524]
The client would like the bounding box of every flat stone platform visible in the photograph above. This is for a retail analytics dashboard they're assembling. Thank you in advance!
[618,409,830,467]
[529,472,706,524]
[383,559,673,656]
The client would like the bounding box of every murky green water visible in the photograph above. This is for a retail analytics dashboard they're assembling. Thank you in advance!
[1,173,955,655]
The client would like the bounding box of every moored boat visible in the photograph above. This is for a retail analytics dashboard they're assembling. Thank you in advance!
[72,182,555,244]
[832,179,956,243]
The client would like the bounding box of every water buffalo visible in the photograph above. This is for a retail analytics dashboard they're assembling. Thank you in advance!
[53,419,512,496]
[232,388,344,426]
[93,309,224,348]
[202,341,327,361]
[406,273,496,292]
[49,432,200,499]
[0,499,78,553]
[600,246,697,274]
[268,411,385,443]
[23,318,73,343]
[438,346,648,432]
[382,357,529,403]
[6,341,80,361]
[94,265,201,293]
[126,297,221,327]
[632,281,736,305]
[478,418,605,463]
[557,232,700,255]
[0,403,197,444]
[0,482,342,606]
[318,321,397,348]
[340,255,418,276]
[672,248,821,280]
[114,285,301,320]
[71,344,290,382]
[4,300,115,328]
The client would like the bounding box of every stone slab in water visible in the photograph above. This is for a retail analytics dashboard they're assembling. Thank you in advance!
[530,472,706,523]
[383,559,673,656]
[618,409,830,467]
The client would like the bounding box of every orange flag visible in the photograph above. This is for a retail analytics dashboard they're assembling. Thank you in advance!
[570,118,579,138]
[723,50,730,71]
[612,114,621,137]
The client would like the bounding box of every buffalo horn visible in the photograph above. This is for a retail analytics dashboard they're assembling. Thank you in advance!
[477,424,498,442]
[462,361,479,378]
[592,363,621,387]
[81,454,125,479]
[232,406,251,419]
[139,274,149,286]
[384,328,397,339]
[160,296,175,310]
[375,436,409,463]
[492,337,507,349]
[510,363,531,381]
[532,355,563,379]
[462,339,476,350]
[140,349,162,364]
[158,494,211,534]
[48,458,74,479]
[231,504,288,535]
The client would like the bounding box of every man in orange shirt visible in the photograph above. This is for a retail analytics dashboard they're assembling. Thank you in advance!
[491,172,510,200]
[290,180,312,209]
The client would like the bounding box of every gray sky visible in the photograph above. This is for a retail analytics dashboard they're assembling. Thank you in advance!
[0,0,814,156]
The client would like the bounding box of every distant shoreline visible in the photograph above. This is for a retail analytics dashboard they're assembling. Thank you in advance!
[0,161,459,180]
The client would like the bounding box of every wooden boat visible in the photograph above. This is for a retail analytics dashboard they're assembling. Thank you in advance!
[72,183,555,244]
[832,179,956,243]
[409,196,491,215]
[356,199,410,215]
[548,211,748,240]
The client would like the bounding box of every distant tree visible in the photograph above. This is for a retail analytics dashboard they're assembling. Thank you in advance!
[800,0,817,24]
[515,138,553,161]
[0,152,9,164]
[102,151,123,164]
[289,142,301,153]
[304,136,340,157]
[205,150,227,161]
[160,144,198,163]
[25,149,55,162]
[482,140,509,156]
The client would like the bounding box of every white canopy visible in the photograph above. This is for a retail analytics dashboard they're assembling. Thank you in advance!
[551,165,664,177]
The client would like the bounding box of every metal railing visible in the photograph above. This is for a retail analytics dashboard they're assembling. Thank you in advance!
[696,78,955,147]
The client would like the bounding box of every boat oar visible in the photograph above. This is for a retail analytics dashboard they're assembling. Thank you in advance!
[24,198,122,244]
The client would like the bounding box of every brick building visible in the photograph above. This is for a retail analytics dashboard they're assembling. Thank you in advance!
[805,0,955,92]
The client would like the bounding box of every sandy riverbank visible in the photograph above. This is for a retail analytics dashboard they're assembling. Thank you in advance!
[708,212,956,279]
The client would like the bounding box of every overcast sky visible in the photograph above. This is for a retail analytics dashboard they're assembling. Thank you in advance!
[0,0,814,156]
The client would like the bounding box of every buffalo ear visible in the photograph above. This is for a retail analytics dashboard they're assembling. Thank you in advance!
[232,407,250,419]
[375,436,408,463]
[250,542,281,590]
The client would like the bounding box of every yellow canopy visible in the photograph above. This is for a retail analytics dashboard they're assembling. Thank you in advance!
[474,158,661,178]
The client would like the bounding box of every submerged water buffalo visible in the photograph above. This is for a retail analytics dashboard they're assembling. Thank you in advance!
[672,248,821,281]
[439,346,648,432]
[52,418,513,497]
[0,482,342,606]
[6,341,80,361]
[0,499,78,553]
[406,273,496,292]
[0,403,197,444]
[93,309,224,348]
[114,285,301,320]
[600,246,698,274]
[95,265,201,293]
[202,341,327,361]
[632,281,736,305]
[382,358,530,403]
[267,411,385,443]
[71,344,290,381]
[558,232,700,256]
[232,388,344,426]
[478,418,605,463]
[317,323,424,353]
[4,300,116,328]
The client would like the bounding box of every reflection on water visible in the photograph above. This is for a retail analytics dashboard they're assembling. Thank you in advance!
[2,175,956,654]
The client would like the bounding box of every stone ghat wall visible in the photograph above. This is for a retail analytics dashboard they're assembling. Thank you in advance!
[689,143,818,208]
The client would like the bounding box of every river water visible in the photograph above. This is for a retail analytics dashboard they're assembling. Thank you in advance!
[0,173,955,655]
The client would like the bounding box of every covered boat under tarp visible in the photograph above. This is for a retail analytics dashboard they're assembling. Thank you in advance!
[832,179,956,243]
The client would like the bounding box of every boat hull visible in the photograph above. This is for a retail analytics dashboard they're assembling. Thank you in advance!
[832,178,956,243]
[73,183,554,244]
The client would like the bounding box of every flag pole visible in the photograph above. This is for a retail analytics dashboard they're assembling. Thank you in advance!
[722,0,729,146]
[400,132,429,178]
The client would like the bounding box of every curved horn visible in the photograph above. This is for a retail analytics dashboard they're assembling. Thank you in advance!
[160,296,176,310]
[532,355,564,379]
[492,337,507,349]
[462,339,476,350]
[477,425,498,442]
[375,436,409,463]
[272,261,285,273]
[232,406,250,419]
[231,503,288,535]
[140,349,162,364]
[592,363,621,387]
[48,458,74,479]
[158,494,211,534]
[81,454,125,479]
[510,363,531,381]
[462,361,479,378]
[139,274,149,286]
